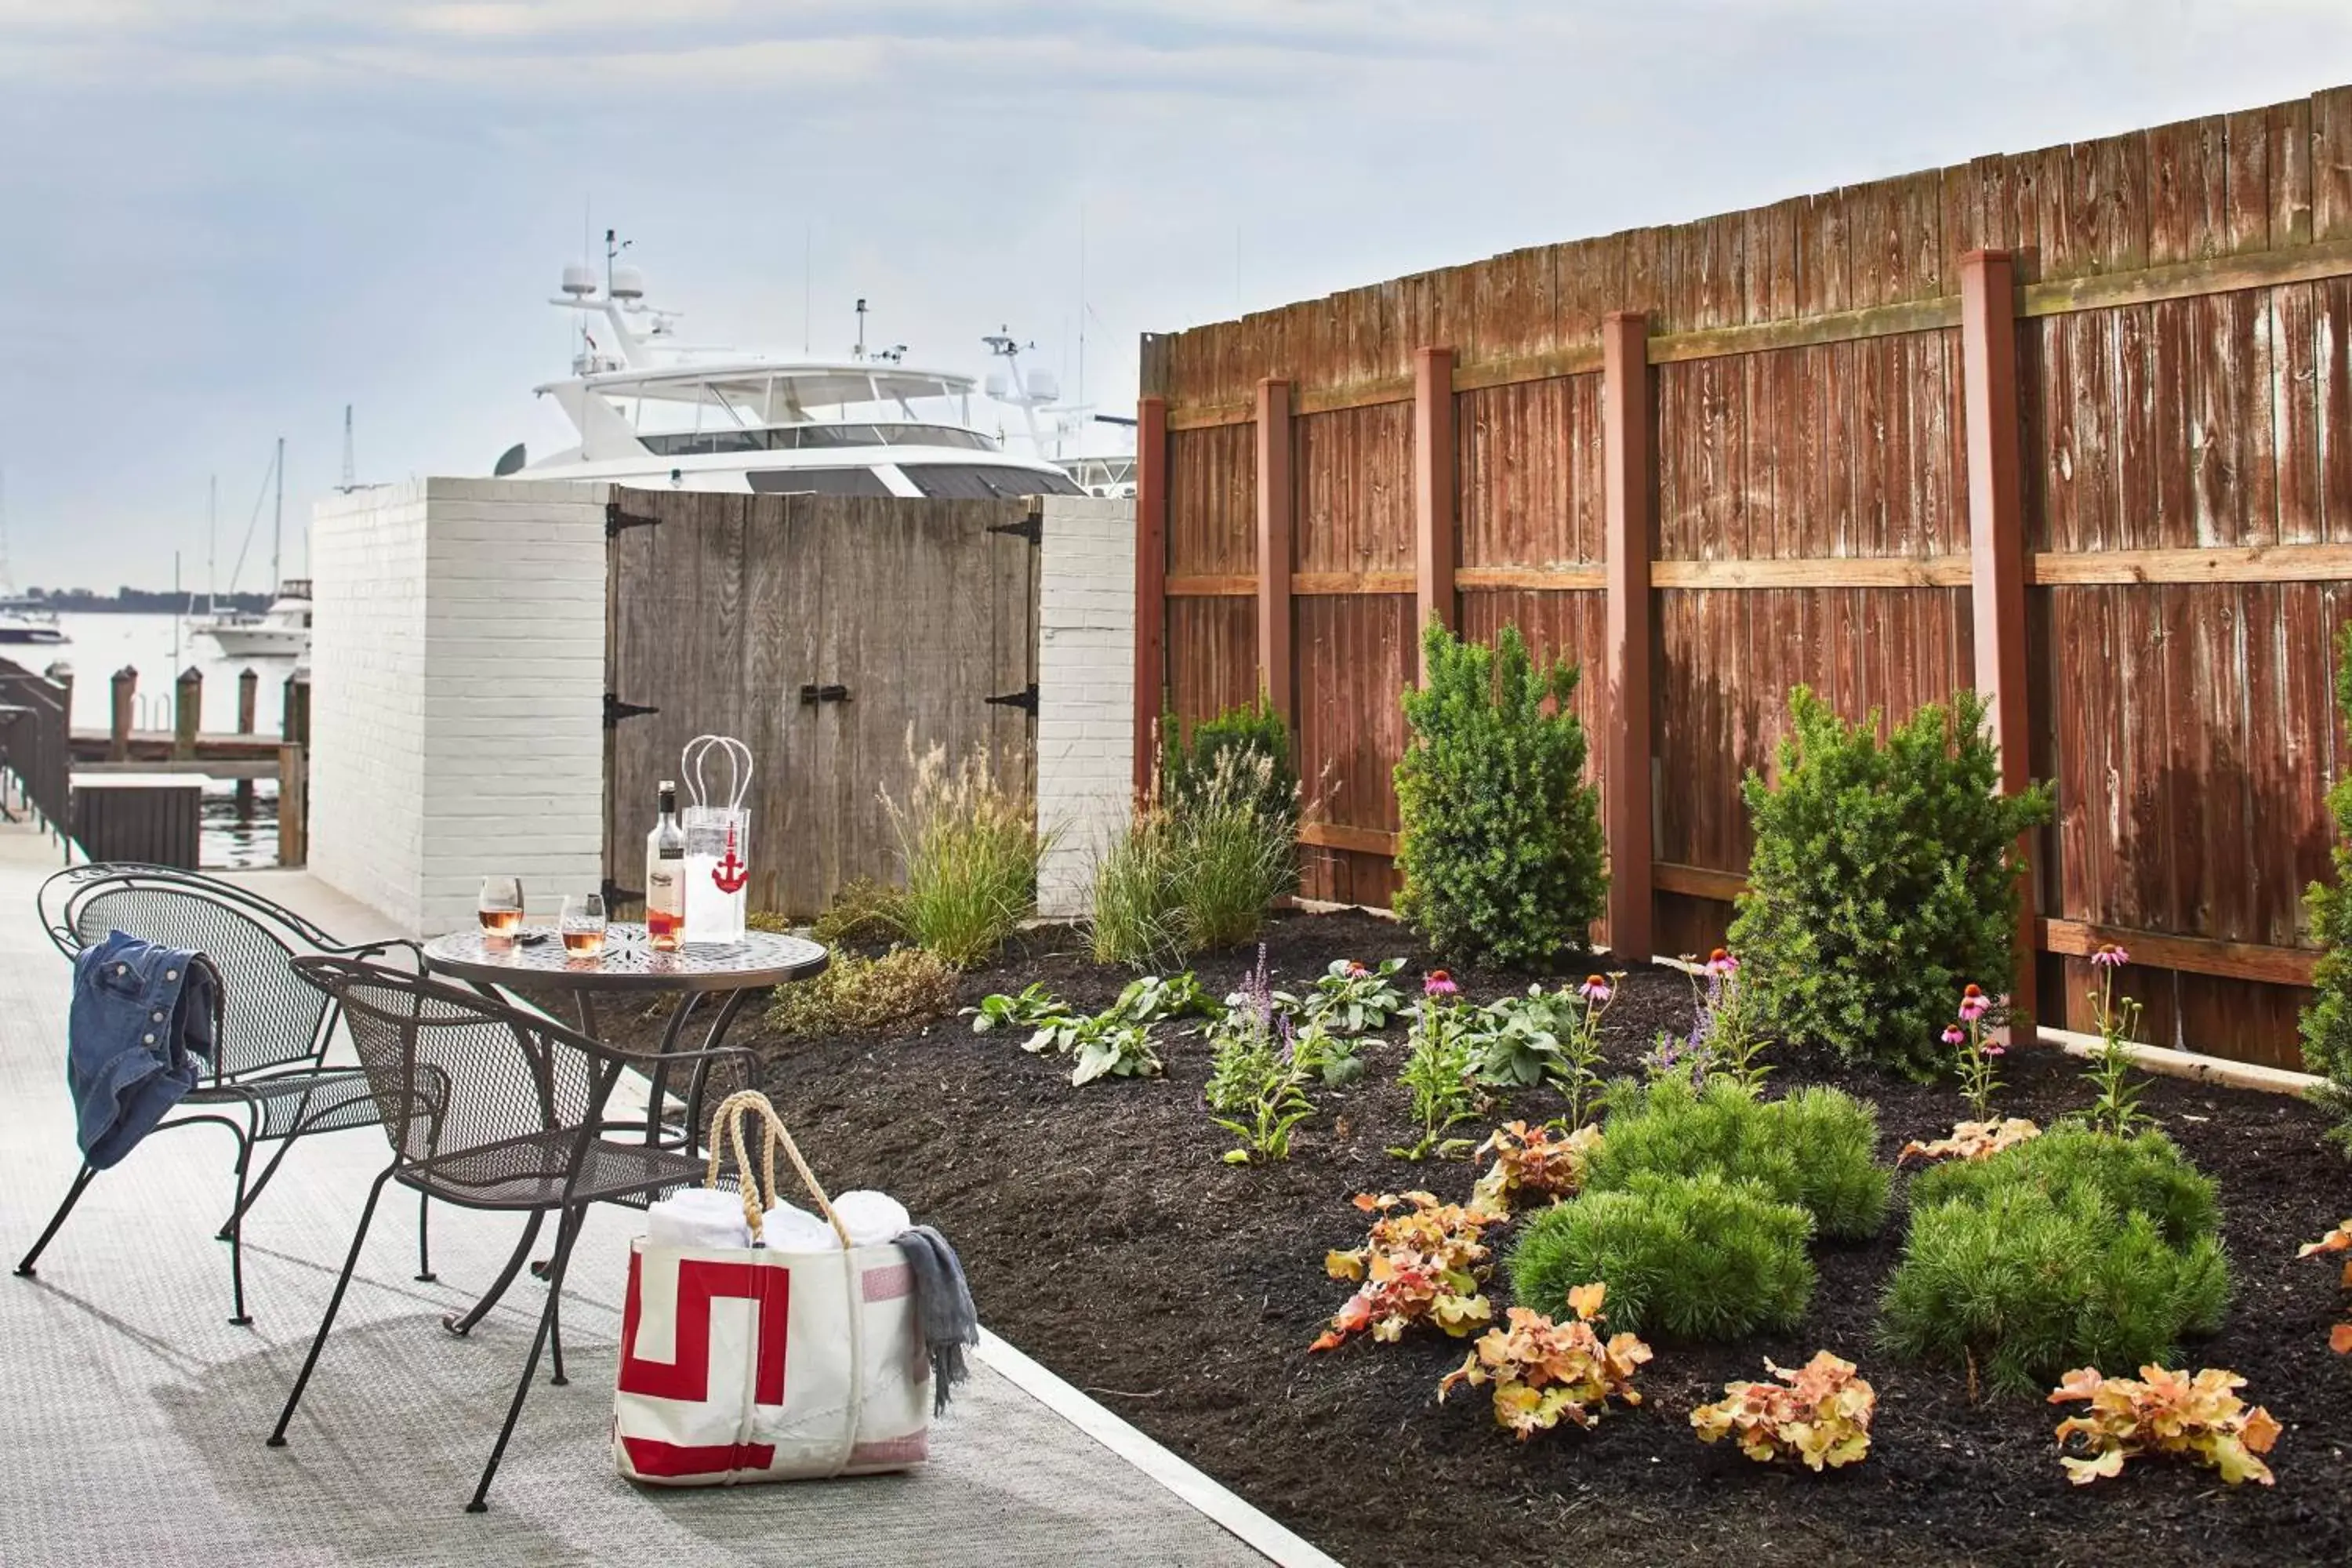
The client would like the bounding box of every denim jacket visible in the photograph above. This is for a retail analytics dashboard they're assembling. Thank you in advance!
[67,931,222,1170]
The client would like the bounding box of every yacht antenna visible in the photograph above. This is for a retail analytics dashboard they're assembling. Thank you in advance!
[338,405,356,492]
[206,475,217,615]
[270,436,284,593]
[0,467,10,593]
[604,228,632,296]
[1077,201,1087,413]
[854,297,867,361]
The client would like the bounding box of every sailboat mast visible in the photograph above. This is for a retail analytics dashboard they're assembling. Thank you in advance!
[207,475,217,615]
[270,436,285,591]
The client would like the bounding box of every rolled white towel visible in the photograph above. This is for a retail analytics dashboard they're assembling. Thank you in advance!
[646,1187,753,1252]
[757,1200,841,1252]
[832,1190,912,1247]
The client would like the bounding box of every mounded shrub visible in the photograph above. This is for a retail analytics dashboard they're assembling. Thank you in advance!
[1509,1172,1816,1341]
[1587,1073,1889,1240]
[763,945,958,1041]
[1393,620,1606,968]
[1881,1127,2230,1396]
[1728,686,2054,1079]
[1163,696,1298,837]
[2303,626,2352,1153]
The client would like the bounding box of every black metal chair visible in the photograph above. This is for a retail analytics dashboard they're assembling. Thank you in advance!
[15,862,426,1325]
[267,956,755,1514]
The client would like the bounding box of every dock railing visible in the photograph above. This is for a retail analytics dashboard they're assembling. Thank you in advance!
[0,658,72,842]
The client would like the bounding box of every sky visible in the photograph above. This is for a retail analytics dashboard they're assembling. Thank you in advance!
[1,1,2348,592]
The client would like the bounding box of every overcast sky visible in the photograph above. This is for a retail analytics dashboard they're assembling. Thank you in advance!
[1,2,2347,591]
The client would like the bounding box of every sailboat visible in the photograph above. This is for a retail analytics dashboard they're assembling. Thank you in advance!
[194,440,310,659]
[0,469,67,647]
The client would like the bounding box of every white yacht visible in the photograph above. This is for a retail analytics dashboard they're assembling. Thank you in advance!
[200,579,311,659]
[501,261,1089,500]
[0,598,66,647]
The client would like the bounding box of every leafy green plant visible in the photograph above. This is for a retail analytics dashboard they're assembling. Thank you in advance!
[1291,1019,1367,1089]
[1066,1014,1161,1086]
[1728,686,2053,1078]
[968,982,1074,1048]
[1584,1073,1888,1240]
[1692,1351,1877,1472]
[1438,1284,1651,1440]
[1390,973,1482,1160]
[764,946,958,1040]
[1394,621,1606,968]
[1277,958,1409,1036]
[1457,978,1614,1125]
[1881,1127,2230,1396]
[2079,944,2149,1138]
[2049,1365,2279,1486]
[2303,624,2352,1153]
[886,743,1044,968]
[970,981,1163,1086]
[1937,982,2006,1122]
[1204,947,1315,1160]
[1644,949,1771,1093]
[1510,1171,1817,1341]
[1313,1191,1501,1352]
[1108,971,1224,1026]
[810,876,906,947]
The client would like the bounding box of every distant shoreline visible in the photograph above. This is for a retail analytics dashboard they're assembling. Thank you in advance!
[25,594,274,615]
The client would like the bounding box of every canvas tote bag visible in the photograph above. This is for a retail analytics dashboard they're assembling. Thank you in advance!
[612,1091,933,1485]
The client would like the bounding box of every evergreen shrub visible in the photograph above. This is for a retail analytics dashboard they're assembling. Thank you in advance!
[1587,1073,1889,1240]
[2303,626,2352,1153]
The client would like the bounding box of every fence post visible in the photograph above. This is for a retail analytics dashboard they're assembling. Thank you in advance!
[172,666,202,761]
[44,662,71,730]
[1602,311,1655,964]
[1133,395,1169,802]
[1959,249,2038,1024]
[1255,378,1294,724]
[109,666,136,762]
[1413,347,1458,684]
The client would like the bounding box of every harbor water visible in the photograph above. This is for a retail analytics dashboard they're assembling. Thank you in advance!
[43,612,289,869]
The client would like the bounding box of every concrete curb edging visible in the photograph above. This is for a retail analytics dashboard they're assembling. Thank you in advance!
[971,1329,1345,1568]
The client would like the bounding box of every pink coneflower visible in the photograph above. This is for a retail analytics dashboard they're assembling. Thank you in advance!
[2092,943,2130,970]
[1423,970,1459,998]
[1942,1025,1966,1047]
[1958,984,1990,1022]
[1983,1040,2006,1057]
[1706,948,1740,977]
[1579,975,1613,1004]
[1345,960,1369,977]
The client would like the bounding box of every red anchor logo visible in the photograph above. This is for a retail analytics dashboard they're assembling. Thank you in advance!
[712,818,749,895]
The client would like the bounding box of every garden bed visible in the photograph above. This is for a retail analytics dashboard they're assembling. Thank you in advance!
[617,910,2352,1566]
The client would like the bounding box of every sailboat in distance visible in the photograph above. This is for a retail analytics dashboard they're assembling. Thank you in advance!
[194,439,310,659]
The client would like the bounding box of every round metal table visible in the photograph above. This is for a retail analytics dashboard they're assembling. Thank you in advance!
[417,921,827,1335]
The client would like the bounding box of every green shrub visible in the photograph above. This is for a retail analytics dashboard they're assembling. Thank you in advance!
[2304,626,2352,1153]
[764,946,958,1041]
[811,876,906,947]
[1510,1172,1815,1341]
[1394,621,1606,968]
[1727,686,2053,1079]
[887,745,1041,968]
[1881,1127,2230,1396]
[1586,1073,1889,1240]
[1163,696,1298,837]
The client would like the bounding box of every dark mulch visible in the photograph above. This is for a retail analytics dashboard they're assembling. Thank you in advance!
[611,910,2352,1567]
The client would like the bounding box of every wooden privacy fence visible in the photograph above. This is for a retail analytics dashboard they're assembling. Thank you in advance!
[603,488,1040,920]
[1136,83,2352,1069]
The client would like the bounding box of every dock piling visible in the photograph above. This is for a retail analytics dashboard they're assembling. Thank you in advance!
[108,667,136,763]
[234,669,258,817]
[172,667,202,763]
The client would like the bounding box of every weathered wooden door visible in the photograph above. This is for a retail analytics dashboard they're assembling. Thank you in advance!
[604,488,1039,919]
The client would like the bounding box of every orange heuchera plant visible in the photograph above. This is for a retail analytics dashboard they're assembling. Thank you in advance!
[1436,1283,1650,1439]
[1311,1191,1501,1352]
[2296,1221,2352,1355]
[1896,1116,2042,1167]
[2049,1365,2281,1486]
[1690,1350,1876,1471]
[1468,1120,1603,1218]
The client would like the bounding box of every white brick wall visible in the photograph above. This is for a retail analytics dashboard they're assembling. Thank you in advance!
[310,478,609,937]
[1035,495,1136,919]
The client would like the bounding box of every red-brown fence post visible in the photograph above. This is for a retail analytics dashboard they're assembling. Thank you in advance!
[1959,249,2038,1025]
[1256,378,1294,723]
[1413,347,1458,684]
[1134,394,1169,803]
[1602,312,1654,963]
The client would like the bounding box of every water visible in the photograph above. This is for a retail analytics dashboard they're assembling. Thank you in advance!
[42,612,288,869]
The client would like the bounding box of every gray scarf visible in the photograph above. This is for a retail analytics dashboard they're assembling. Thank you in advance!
[893,1225,978,1414]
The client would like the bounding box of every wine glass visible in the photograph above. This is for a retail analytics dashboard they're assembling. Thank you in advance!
[559,892,608,959]
[477,876,524,946]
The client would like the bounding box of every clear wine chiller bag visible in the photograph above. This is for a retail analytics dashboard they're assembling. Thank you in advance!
[681,734,753,949]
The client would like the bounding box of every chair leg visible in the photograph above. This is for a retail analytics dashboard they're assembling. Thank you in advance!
[441,1211,543,1338]
[225,1131,254,1327]
[546,1207,584,1388]
[219,1130,305,1240]
[13,1164,98,1278]
[267,1167,394,1449]
[415,1192,436,1284]
[466,1203,586,1513]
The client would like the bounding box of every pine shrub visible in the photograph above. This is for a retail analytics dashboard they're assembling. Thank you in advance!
[1509,1172,1815,1341]
[1587,1073,1889,1240]
[1881,1127,2230,1396]
[1394,621,1606,968]
[2303,625,2352,1153]
[1728,686,2053,1079]
[1163,696,1298,837]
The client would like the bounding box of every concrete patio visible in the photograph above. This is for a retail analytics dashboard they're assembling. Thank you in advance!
[0,824,1328,1566]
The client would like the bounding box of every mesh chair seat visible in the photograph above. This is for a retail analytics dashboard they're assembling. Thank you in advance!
[193,1066,384,1143]
[400,1129,710,1212]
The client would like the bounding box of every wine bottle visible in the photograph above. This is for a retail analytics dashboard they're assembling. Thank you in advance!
[645,780,686,951]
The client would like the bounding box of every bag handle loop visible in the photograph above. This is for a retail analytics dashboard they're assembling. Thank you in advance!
[702,1089,852,1250]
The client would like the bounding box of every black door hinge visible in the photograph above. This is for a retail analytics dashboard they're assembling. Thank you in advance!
[985,682,1039,715]
[798,684,851,706]
[604,693,659,728]
[602,877,644,909]
[988,510,1043,546]
[606,500,662,539]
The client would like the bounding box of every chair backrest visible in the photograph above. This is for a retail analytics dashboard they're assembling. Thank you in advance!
[289,957,618,1175]
[41,863,345,1081]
